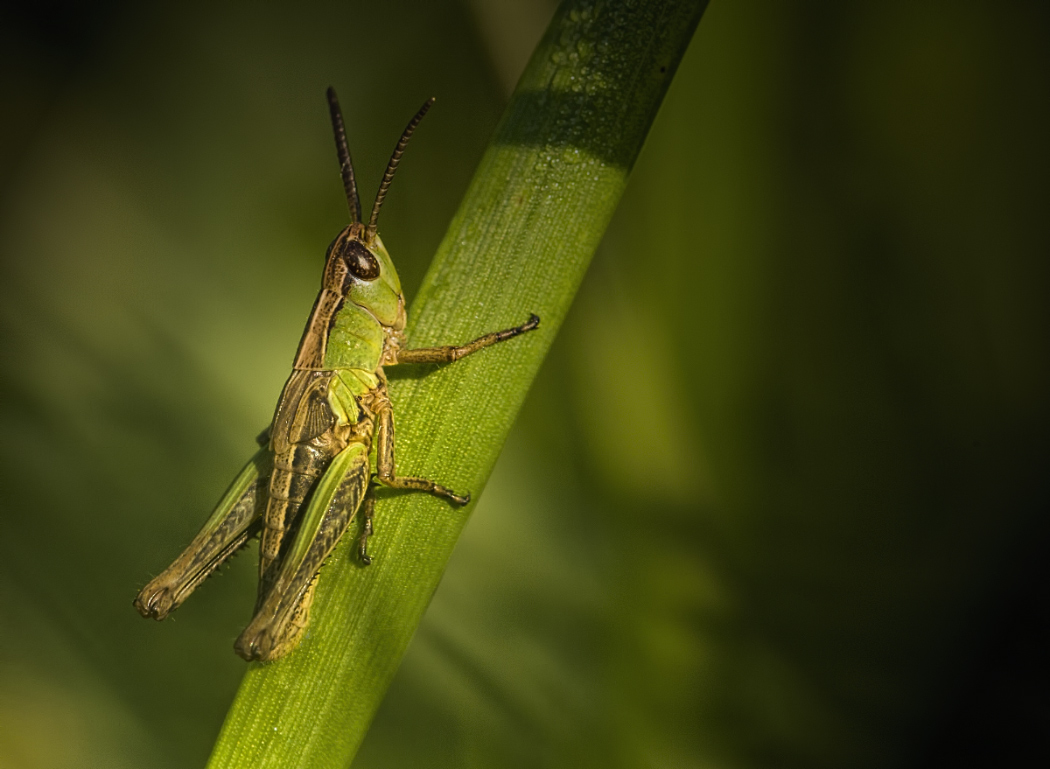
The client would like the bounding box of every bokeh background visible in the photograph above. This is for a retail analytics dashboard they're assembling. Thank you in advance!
[1,1,1048,767]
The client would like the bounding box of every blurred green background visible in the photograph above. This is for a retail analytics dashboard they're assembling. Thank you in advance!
[1,1,1047,767]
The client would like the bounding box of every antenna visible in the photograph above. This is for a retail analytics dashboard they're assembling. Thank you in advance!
[326,86,362,224]
[366,97,435,237]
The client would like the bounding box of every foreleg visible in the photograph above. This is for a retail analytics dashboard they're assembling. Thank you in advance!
[394,314,539,365]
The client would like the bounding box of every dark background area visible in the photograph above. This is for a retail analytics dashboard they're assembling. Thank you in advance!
[1,1,1047,767]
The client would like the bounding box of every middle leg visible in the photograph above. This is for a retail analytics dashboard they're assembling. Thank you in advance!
[358,484,376,565]
[373,401,470,506]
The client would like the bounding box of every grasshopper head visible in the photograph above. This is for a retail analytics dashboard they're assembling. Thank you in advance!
[323,87,434,332]
[325,223,405,329]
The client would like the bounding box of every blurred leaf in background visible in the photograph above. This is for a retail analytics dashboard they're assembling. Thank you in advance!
[1,1,1048,768]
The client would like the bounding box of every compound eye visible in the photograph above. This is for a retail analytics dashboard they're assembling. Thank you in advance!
[339,239,380,281]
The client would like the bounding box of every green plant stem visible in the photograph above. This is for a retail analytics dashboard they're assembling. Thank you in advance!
[206,1,708,766]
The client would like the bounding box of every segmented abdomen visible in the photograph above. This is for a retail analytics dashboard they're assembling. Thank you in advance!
[255,366,377,626]
[259,436,345,605]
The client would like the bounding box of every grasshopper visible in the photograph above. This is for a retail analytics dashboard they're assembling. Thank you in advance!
[134,88,539,662]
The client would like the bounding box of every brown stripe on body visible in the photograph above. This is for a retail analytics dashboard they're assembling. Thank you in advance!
[292,238,350,370]
[292,288,344,370]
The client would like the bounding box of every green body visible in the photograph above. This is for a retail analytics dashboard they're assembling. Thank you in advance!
[248,225,407,660]
[322,235,403,420]
[133,91,539,661]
